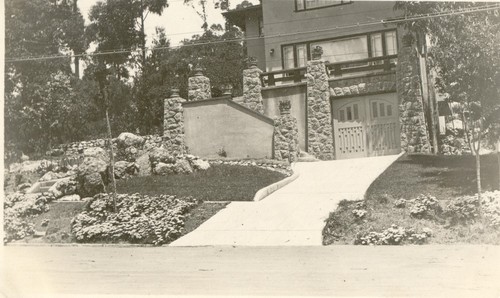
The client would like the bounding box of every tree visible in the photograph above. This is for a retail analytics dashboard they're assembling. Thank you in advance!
[395,2,500,194]
[5,0,87,155]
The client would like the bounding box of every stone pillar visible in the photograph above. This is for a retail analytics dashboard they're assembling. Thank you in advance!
[274,100,300,162]
[242,58,264,114]
[306,48,334,160]
[163,88,186,155]
[188,66,211,101]
[396,46,431,153]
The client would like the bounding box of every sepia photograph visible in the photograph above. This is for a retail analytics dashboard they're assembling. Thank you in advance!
[2,0,500,296]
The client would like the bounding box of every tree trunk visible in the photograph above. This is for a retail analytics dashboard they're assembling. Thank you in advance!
[105,103,118,212]
[140,1,146,71]
[74,55,80,79]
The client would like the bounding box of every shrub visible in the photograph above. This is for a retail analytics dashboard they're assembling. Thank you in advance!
[71,193,199,245]
[352,209,367,219]
[482,191,500,227]
[409,194,442,219]
[355,224,433,245]
[445,191,500,227]
[3,192,56,242]
[394,198,407,208]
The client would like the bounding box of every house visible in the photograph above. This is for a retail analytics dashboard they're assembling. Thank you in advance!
[223,0,440,160]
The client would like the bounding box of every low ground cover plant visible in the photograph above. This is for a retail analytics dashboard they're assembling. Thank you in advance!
[323,154,500,245]
[71,193,199,245]
[4,192,56,242]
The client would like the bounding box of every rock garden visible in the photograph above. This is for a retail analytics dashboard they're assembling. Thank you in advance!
[4,132,289,245]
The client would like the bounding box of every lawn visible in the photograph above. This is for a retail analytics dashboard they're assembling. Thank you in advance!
[323,153,500,245]
[116,164,287,201]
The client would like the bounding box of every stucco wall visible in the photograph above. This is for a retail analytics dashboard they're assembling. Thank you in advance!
[262,1,400,71]
[245,10,266,70]
[183,98,274,159]
[262,84,307,151]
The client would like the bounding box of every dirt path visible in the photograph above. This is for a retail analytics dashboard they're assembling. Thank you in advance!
[2,245,500,297]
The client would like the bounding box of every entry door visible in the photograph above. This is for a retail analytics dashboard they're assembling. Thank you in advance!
[332,94,400,159]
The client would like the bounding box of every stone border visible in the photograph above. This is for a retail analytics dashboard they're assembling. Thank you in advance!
[253,163,300,202]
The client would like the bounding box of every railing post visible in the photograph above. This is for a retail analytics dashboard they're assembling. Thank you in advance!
[268,73,275,86]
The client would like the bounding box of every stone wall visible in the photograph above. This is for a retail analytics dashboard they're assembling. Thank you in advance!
[396,47,431,153]
[329,73,397,97]
[273,110,300,162]
[188,70,211,101]
[242,66,264,114]
[57,134,163,156]
[163,91,186,155]
[306,59,334,160]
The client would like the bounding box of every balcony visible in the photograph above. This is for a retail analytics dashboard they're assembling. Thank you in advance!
[261,54,397,88]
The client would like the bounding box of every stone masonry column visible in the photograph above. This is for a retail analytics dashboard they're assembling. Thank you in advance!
[163,88,186,155]
[306,47,334,160]
[188,66,211,101]
[396,46,431,153]
[273,100,300,162]
[242,57,264,114]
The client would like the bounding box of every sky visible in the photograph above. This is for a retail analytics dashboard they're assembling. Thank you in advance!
[78,0,259,47]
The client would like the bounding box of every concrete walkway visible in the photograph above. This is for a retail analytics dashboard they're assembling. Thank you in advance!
[171,154,402,246]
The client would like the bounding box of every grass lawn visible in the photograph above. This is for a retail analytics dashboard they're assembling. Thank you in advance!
[323,153,500,245]
[115,164,287,201]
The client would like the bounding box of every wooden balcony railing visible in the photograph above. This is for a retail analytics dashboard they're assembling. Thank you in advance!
[260,54,397,87]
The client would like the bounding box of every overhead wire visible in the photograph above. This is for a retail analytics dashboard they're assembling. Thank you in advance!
[4,3,500,63]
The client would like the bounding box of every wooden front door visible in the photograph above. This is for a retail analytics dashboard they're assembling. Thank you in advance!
[332,93,400,159]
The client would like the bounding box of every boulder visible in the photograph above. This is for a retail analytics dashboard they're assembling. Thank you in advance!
[83,147,109,163]
[116,132,145,148]
[135,153,152,176]
[76,157,109,197]
[40,171,58,182]
[114,161,139,179]
[190,159,210,171]
[154,162,175,175]
[81,172,105,197]
[49,178,77,199]
[17,183,32,193]
[149,147,176,165]
[174,159,193,174]
[57,194,81,202]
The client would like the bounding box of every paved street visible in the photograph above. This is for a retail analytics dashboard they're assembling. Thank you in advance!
[2,245,500,297]
[171,154,401,246]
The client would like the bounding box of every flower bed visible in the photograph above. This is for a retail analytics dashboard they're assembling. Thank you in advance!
[71,193,199,245]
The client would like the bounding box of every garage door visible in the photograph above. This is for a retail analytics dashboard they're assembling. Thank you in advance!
[331,93,400,159]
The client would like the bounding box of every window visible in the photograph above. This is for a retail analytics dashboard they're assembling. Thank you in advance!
[296,0,349,11]
[385,31,397,55]
[258,17,264,37]
[370,33,383,57]
[281,30,398,69]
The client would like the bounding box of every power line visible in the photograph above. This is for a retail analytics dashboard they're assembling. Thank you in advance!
[4,3,500,63]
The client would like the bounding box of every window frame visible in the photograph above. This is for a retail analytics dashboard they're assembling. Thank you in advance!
[280,29,398,69]
[295,0,353,12]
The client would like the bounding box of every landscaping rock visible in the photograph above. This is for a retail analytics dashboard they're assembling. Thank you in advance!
[135,153,152,176]
[80,172,105,197]
[114,161,139,179]
[116,132,145,148]
[76,157,108,197]
[57,194,81,202]
[154,162,175,175]
[191,158,210,170]
[175,159,193,174]
[17,183,32,193]
[49,178,77,199]
[83,147,109,162]
[40,171,58,182]
[149,147,176,165]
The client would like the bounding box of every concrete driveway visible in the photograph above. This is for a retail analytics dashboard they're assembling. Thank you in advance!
[171,154,401,246]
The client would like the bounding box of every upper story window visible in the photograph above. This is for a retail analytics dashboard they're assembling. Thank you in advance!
[281,30,398,69]
[296,0,351,11]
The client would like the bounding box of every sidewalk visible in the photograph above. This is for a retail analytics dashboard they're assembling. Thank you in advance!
[170,154,402,246]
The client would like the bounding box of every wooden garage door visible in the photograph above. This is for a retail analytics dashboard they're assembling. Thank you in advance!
[332,93,400,159]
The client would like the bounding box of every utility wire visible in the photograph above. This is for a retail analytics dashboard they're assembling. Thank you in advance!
[4,3,500,63]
